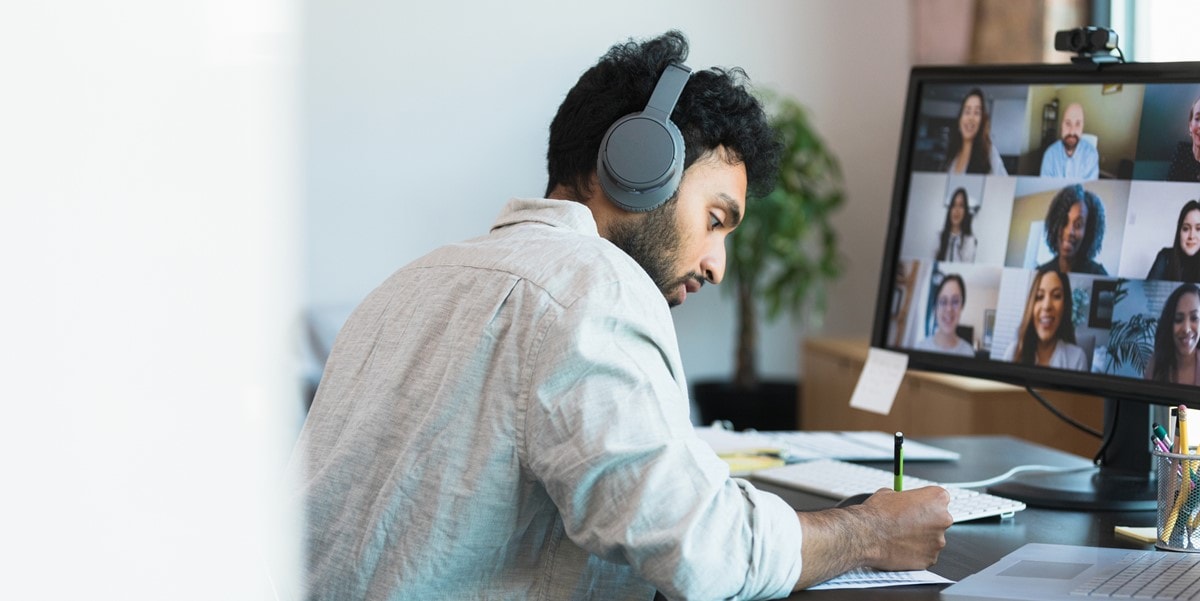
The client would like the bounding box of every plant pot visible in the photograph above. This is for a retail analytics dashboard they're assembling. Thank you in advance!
[692,380,799,431]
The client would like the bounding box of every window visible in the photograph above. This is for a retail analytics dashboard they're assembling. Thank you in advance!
[1108,0,1200,61]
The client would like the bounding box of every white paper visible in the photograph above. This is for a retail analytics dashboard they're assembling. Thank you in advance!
[848,347,909,415]
[693,425,785,455]
[808,567,953,590]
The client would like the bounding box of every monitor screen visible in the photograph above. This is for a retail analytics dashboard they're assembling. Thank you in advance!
[871,60,1200,510]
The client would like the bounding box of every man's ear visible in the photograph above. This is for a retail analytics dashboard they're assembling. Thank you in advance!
[581,172,630,239]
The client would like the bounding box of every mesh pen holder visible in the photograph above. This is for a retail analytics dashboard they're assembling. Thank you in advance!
[1153,449,1200,552]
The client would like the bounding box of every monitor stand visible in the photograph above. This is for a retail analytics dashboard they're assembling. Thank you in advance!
[987,398,1157,512]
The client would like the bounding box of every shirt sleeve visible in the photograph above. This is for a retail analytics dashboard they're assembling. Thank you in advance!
[1084,144,1100,180]
[521,280,803,600]
[1040,145,1056,176]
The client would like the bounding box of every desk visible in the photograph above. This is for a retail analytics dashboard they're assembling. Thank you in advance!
[801,338,1104,458]
[753,435,1156,599]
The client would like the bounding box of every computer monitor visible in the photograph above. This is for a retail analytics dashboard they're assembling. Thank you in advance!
[871,59,1200,511]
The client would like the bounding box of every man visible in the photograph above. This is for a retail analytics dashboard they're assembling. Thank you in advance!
[291,31,951,600]
[1040,102,1100,179]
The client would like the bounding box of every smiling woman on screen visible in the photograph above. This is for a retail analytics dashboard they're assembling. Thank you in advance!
[1147,200,1200,283]
[1145,283,1200,385]
[943,88,1007,176]
[915,274,975,357]
[1002,267,1087,370]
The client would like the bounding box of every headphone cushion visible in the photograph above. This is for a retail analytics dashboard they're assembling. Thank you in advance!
[597,112,684,212]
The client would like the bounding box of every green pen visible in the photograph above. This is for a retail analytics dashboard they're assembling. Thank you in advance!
[894,431,904,492]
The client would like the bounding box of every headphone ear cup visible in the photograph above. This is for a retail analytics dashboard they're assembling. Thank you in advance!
[597,113,685,212]
[596,62,691,212]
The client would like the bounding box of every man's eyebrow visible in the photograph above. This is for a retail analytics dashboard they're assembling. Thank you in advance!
[719,193,743,228]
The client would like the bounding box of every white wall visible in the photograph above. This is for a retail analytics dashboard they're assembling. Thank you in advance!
[3,2,302,598]
[302,0,914,385]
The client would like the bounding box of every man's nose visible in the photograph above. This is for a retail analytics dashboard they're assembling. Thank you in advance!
[701,240,726,285]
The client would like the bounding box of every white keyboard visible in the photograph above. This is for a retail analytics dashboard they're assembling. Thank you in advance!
[755,458,1026,523]
[1072,550,1200,598]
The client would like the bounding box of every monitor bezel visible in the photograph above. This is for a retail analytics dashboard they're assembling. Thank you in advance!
[870,60,1200,410]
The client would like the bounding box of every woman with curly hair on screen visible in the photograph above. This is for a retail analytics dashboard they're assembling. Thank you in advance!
[1038,184,1107,275]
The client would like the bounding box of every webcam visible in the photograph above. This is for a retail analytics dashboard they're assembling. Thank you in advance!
[1054,27,1118,54]
[1054,26,1123,65]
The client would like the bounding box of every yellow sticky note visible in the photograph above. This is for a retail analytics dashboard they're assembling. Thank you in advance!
[1113,525,1156,544]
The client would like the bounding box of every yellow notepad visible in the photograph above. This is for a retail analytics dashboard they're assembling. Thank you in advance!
[720,452,786,476]
[1113,525,1156,544]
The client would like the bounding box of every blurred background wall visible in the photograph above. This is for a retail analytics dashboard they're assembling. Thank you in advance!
[22,1,1180,598]
[300,0,914,393]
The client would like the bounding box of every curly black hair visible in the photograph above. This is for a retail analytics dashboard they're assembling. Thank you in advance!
[1043,183,1106,264]
[544,30,781,202]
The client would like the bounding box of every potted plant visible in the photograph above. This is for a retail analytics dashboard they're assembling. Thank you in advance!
[694,93,844,430]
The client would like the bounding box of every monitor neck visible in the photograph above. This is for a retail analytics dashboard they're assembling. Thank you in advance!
[987,399,1156,512]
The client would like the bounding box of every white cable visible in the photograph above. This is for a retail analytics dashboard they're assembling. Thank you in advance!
[939,464,1093,489]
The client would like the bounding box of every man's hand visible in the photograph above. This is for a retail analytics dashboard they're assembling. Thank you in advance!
[792,486,952,590]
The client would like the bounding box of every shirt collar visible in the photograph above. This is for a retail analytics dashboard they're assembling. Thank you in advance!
[491,198,599,237]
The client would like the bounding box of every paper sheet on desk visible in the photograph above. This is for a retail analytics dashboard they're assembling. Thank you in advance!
[848,347,908,415]
[694,425,785,455]
[808,567,953,590]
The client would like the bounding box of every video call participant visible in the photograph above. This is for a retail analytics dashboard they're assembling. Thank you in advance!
[915,274,975,356]
[944,88,1008,175]
[1002,267,1089,370]
[1147,200,1200,283]
[290,31,952,601]
[936,188,977,262]
[1145,283,1200,385]
[1039,183,1108,275]
[1040,102,1099,180]
[1166,96,1200,182]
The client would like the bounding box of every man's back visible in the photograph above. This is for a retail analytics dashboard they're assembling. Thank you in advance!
[294,199,669,599]
[293,199,810,600]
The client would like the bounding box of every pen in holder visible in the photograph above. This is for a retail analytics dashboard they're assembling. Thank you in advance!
[1152,449,1200,552]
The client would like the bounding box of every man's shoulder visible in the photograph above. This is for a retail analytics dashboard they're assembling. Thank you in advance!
[416,217,653,307]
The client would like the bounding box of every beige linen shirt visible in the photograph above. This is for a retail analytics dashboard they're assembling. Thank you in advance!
[292,198,803,600]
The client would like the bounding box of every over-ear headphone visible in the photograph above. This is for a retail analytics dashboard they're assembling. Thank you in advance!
[596,62,692,212]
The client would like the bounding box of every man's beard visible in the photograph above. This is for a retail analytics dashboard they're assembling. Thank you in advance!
[605,198,694,306]
[1063,134,1079,153]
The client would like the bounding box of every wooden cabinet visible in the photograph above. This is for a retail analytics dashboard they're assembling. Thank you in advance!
[800,338,1105,459]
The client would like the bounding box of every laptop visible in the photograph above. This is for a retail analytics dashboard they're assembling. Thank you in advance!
[941,543,1200,600]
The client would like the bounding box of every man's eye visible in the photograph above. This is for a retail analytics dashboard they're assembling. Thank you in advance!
[710,214,723,229]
